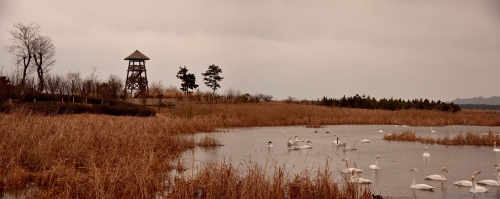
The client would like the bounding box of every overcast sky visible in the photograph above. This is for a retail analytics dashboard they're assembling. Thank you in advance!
[1,0,499,101]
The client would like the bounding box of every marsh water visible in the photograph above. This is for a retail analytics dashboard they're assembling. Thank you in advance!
[180,125,500,199]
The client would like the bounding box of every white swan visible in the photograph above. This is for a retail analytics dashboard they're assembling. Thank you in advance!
[431,127,436,133]
[495,163,500,175]
[422,147,430,157]
[403,125,408,127]
[294,135,304,143]
[342,158,363,173]
[369,155,380,170]
[395,125,398,127]
[454,171,481,186]
[493,142,500,152]
[378,128,383,133]
[350,170,372,184]
[410,168,434,190]
[333,135,339,144]
[470,175,488,193]
[360,136,370,143]
[300,141,313,149]
[425,167,447,181]
[342,145,357,151]
[288,138,299,150]
[478,167,500,186]
[287,138,294,147]
[267,141,273,148]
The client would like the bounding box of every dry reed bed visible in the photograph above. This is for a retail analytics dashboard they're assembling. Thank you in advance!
[168,161,372,199]
[0,109,219,198]
[196,135,223,147]
[168,103,500,127]
[383,130,500,145]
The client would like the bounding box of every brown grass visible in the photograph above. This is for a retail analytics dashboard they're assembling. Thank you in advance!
[164,102,500,127]
[196,135,223,147]
[0,109,215,198]
[383,130,500,146]
[167,161,372,199]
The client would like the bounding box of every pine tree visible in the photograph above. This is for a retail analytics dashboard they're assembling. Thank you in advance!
[176,66,198,97]
[201,64,224,95]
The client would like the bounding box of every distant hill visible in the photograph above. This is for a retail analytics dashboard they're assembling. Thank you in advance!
[457,104,500,110]
[452,96,500,105]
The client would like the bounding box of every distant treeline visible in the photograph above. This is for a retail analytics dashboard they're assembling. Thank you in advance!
[319,94,461,112]
[458,104,500,110]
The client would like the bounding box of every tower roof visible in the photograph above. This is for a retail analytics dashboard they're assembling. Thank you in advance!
[124,50,150,60]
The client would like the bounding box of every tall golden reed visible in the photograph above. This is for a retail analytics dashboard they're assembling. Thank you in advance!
[0,108,214,198]
[167,161,372,199]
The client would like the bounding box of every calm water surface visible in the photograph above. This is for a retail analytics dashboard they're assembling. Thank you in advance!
[180,125,500,199]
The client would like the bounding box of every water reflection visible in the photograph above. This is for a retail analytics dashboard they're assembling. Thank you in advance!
[180,125,500,199]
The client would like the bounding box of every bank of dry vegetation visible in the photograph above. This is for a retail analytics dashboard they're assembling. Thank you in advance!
[383,130,500,146]
[169,161,372,199]
[168,102,500,127]
[0,103,499,198]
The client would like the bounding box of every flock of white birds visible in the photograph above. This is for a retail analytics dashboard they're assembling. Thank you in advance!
[265,125,500,193]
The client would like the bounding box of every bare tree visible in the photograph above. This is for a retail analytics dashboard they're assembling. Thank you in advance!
[32,35,56,91]
[150,80,165,105]
[150,80,165,97]
[4,23,56,91]
[107,74,123,99]
[4,23,39,88]
[66,71,82,101]
[46,73,63,99]
[88,67,98,97]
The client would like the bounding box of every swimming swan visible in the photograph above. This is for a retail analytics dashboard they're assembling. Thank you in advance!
[288,138,299,150]
[493,142,500,152]
[470,175,488,193]
[294,135,304,142]
[431,127,436,133]
[360,136,370,143]
[495,163,500,175]
[342,145,357,151]
[342,158,363,173]
[350,170,372,184]
[369,155,380,170]
[410,168,434,190]
[333,135,339,144]
[287,138,294,147]
[422,147,430,157]
[477,167,500,186]
[454,171,481,186]
[378,128,383,133]
[267,141,273,148]
[300,141,313,149]
[425,167,448,181]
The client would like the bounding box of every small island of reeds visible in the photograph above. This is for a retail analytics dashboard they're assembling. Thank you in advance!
[383,130,500,146]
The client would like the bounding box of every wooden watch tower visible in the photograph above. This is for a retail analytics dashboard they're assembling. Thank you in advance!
[125,50,149,98]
